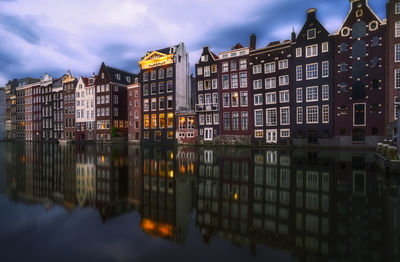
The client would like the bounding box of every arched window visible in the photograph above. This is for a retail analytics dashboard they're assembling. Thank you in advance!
[372,36,379,46]
[352,21,366,38]
[352,40,366,58]
[352,60,366,79]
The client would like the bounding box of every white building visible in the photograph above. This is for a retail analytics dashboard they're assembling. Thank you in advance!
[75,75,96,140]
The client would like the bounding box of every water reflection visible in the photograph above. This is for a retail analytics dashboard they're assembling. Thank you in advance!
[2,143,400,261]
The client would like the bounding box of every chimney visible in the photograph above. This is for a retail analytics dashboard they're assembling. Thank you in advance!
[349,0,367,9]
[306,8,317,20]
[291,27,296,42]
[250,34,256,51]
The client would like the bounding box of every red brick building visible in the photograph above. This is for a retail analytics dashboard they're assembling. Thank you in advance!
[127,79,141,143]
[176,111,197,145]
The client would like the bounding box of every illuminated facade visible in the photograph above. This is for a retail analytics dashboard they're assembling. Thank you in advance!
[139,43,191,144]
[176,111,197,144]
[62,71,77,141]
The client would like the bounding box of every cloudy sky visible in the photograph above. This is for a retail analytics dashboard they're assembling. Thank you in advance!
[0,0,385,86]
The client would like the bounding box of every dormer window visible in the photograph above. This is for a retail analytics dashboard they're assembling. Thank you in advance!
[307,28,316,39]
[135,77,138,83]
[101,73,104,79]
[116,74,120,80]
[126,76,131,83]
[89,79,94,85]
[201,55,208,62]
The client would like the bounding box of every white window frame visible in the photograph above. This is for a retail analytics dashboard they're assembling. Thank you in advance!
[296,88,303,103]
[212,79,218,89]
[306,44,318,58]
[396,21,400,38]
[322,105,329,124]
[280,107,290,126]
[279,75,289,86]
[395,44,400,63]
[322,85,329,101]
[296,47,302,57]
[353,103,366,127]
[197,67,203,76]
[265,92,276,105]
[280,129,290,138]
[322,61,329,78]
[396,3,400,14]
[253,79,262,90]
[296,66,302,81]
[264,62,276,74]
[395,69,400,89]
[253,64,262,74]
[278,59,288,70]
[306,106,319,124]
[223,93,230,107]
[306,86,318,102]
[198,81,203,91]
[254,109,263,127]
[266,108,277,126]
[265,77,276,89]
[296,107,303,124]
[204,66,211,77]
[254,94,263,106]
[254,129,264,138]
[306,63,318,80]
[279,90,289,103]
[266,130,277,144]
[322,42,328,53]
[307,28,316,40]
[222,62,229,72]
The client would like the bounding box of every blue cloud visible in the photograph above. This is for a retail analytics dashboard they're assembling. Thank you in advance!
[0,13,41,44]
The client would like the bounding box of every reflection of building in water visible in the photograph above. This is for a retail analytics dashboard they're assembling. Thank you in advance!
[140,147,193,244]
[95,144,131,222]
[128,145,142,209]
[76,145,96,207]
[195,148,400,261]
[63,145,76,211]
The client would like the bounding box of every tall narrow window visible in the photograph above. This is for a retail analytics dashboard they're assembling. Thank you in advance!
[296,66,302,81]
[322,61,329,78]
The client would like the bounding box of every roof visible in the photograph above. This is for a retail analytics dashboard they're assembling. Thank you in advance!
[102,62,137,85]
[156,44,180,55]
[82,77,89,87]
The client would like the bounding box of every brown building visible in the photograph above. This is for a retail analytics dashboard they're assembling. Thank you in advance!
[334,0,386,146]
[386,0,400,138]
[32,80,42,141]
[62,71,77,141]
[95,62,136,141]
[219,44,252,144]
[127,79,141,143]
[24,83,33,141]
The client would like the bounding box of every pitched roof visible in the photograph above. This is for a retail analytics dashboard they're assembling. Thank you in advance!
[103,62,137,85]
[156,44,180,55]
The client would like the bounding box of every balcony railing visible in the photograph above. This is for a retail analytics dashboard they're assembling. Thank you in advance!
[195,103,219,112]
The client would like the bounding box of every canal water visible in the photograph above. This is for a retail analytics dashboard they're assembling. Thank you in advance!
[0,142,399,262]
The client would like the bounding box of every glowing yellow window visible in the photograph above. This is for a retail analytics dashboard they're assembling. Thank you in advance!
[144,114,149,129]
[167,113,174,128]
[151,114,157,129]
[159,113,165,128]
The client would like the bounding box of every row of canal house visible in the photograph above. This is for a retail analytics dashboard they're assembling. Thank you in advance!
[195,0,399,146]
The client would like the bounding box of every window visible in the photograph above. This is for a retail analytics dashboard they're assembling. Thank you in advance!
[212,93,219,104]
[231,74,238,88]
[340,62,347,72]
[151,83,157,94]
[306,106,318,124]
[239,72,247,87]
[372,36,379,46]
[321,62,329,78]
[396,3,400,14]
[144,99,149,111]
[396,69,400,89]
[266,109,277,126]
[143,115,149,129]
[198,94,204,105]
[307,28,316,39]
[223,93,230,107]
[322,42,328,53]
[306,86,318,102]
[352,21,366,38]
[231,92,239,107]
[296,88,303,103]
[240,92,248,106]
[322,85,329,101]
[266,92,276,105]
[167,67,173,77]
[354,103,365,126]
[211,64,217,73]
[197,67,203,76]
[199,114,205,125]
[222,62,229,72]
[159,97,165,109]
[279,75,289,86]
[143,72,148,81]
[396,21,400,37]
[241,112,248,130]
[255,110,263,126]
[396,44,400,62]
[151,98,157,111]
[322,105,329,123]
[167,81,173,92]
[280,107,290,125]
[265,62,275,74]
[279,91,289,103]
[167,113,174,128]
[150,71,156,80]
[167,96,173,109]
[296,47,302,57]
[230,61,237,71]
[204,66,211,77]
[240,59,247,70]
[222,75,229,89]
[265,77,276,89]
[212,79,218,89]
[306,63,318,80]
[296,66,302,81]
[214,113,219,124]
[143,84,149,96]
[278,60,288,70]
[159,69,164,79]
[159,82,165,93]
[204,80,211,90]
[151,114,157,128]
[253,64,262,74]
[205,94,212,104]
[254,94,263,105]
[306,44,318,57]
[232,112,239,130]
[296,107,303,124]
[223,112,230,130]
[280,130,290,138]
[255,130,263,138]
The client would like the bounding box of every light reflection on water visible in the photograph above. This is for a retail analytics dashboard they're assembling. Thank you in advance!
[0,142,399,262]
